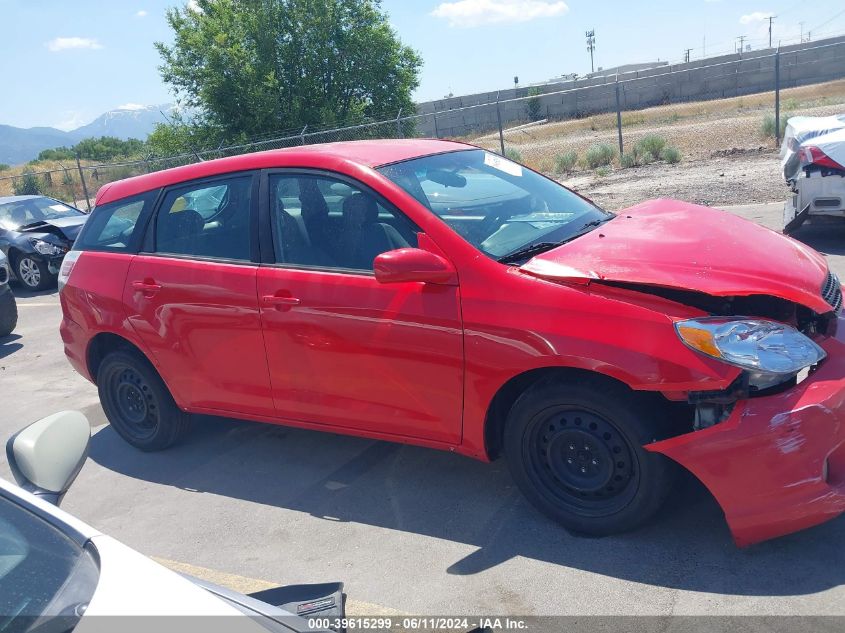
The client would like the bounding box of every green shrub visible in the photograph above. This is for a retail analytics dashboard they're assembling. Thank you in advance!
[620,152,639,168]
[554,150,578,173]
[635,134,667,161]
[660,146,682,164]
[0,163,9,172]
[761,114,788,139]
[585,143,617,168]
[13,172,41,196]
[595,166,611,177]
[505,147,523,162]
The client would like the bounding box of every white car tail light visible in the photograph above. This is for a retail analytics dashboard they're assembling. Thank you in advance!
[58,251,82,292]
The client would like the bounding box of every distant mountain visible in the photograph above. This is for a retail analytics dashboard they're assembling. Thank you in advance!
[67,104,175,143]
[0,104,175,165]
[0,125,73,166]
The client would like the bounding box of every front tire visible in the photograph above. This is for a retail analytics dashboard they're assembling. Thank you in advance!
[15,255,54,291]
[97,350,191,451]
[504,377,673,536]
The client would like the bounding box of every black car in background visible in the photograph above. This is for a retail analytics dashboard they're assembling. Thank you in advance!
[0,196,87,290]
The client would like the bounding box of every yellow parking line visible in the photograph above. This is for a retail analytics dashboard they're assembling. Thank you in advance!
[153,557,405,616]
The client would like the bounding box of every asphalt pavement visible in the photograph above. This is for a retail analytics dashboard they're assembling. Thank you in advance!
[2,201,845,616]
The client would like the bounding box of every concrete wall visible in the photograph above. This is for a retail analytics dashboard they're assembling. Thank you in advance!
[416,36,845,138]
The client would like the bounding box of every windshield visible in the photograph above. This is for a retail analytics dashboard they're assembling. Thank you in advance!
[378,149,611,260]
[0,198,84,231]
[0,495,99,627]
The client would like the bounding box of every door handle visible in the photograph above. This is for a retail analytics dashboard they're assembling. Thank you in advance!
[261,294,301,309]
[131,280,162,296]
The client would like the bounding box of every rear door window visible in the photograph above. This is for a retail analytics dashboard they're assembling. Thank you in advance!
[154,176,254,262]
[74,191,157,252]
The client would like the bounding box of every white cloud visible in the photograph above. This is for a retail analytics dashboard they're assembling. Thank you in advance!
[740,11,774,25]
[186,0,202,13]
[46,37,103,52]
[135,9,147,17]
[431,0,569,28]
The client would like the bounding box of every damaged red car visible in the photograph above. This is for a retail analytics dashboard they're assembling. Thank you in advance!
[59,139,845,546]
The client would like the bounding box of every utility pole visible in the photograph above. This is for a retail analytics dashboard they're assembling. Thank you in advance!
[799,21,804,43]
[737,35,746,53]
[586,29,596,73]
[767,15,776,48]
[684,48,693,63]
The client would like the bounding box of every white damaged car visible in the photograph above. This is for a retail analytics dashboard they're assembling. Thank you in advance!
[782,113,845,232]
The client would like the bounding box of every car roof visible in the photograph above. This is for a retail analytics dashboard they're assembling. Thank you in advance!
[0,195,45,204]
[96,139,473,206]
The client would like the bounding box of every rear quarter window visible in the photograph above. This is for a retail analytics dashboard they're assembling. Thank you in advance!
[74,191,158,252]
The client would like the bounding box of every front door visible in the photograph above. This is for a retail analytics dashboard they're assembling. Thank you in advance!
[123,173,275,416]
[256,171,464,444]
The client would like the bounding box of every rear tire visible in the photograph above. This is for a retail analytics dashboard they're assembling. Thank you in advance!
[97,349,191,451]
[15,255,54,291]
[504,377,673,536]
[0,288,17,337]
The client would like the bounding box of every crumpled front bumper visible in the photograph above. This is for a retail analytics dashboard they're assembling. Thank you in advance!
[648,322,845,546]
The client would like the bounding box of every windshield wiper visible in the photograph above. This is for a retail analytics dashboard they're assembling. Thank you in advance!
[497,242,564,264]
[17,221,49,231]
[497,215,615,264]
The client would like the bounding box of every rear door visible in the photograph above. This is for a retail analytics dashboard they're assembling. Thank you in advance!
[123,173,275,416]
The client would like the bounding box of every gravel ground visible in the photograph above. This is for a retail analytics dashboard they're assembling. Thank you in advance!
[563,149,787,211]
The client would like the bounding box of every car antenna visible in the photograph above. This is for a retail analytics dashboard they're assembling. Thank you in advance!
[159,108,205,163]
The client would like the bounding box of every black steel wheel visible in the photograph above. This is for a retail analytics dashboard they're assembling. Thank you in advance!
[504,377,673,535]
[527,408,639,517]
[97,349,191,451]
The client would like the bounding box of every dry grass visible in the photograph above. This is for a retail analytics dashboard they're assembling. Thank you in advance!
[467,79,845,172]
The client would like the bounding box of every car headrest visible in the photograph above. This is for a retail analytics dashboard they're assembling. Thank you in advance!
[164,209,204,235]
[342,194,378,226]
[299,179,329,222]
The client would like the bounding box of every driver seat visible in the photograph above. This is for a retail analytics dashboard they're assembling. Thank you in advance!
[341,194,409,269]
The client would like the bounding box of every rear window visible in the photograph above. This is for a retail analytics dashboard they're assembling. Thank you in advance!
[74,191,157,252]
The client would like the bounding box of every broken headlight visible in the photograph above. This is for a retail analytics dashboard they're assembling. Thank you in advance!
[675,317,826,387]
[29,238,67,256]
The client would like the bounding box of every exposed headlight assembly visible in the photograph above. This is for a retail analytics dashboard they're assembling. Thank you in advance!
[676,318,826,387]
[28,238,67,256]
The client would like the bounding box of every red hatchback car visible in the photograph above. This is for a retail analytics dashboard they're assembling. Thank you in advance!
[60,139,845,546]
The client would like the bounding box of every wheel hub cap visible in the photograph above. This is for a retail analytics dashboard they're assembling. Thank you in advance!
[20,259,40,287]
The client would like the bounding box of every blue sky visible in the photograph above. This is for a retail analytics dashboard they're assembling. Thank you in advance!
[1,0,843,130]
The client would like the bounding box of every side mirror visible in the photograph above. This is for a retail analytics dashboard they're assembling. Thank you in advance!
[373,248,457,285]
[6,411,90,506]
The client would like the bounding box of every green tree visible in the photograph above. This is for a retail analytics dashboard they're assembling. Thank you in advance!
[37,137,146,163]
[156,0,422,143]
[526,87,543,122]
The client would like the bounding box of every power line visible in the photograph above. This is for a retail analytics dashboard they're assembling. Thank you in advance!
[585,29,596,73]
[767,15,777,48]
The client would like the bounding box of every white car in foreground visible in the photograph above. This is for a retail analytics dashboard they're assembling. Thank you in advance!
[2,411,345,632]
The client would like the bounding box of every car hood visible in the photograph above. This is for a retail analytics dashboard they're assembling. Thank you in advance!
[18,216,86,241]
[520,199,833,314]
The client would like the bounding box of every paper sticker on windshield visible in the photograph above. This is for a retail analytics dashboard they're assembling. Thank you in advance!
[484,152,523,177]
[49,204,70,212]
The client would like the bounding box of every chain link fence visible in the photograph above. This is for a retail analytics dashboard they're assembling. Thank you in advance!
[1,38,844,209]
